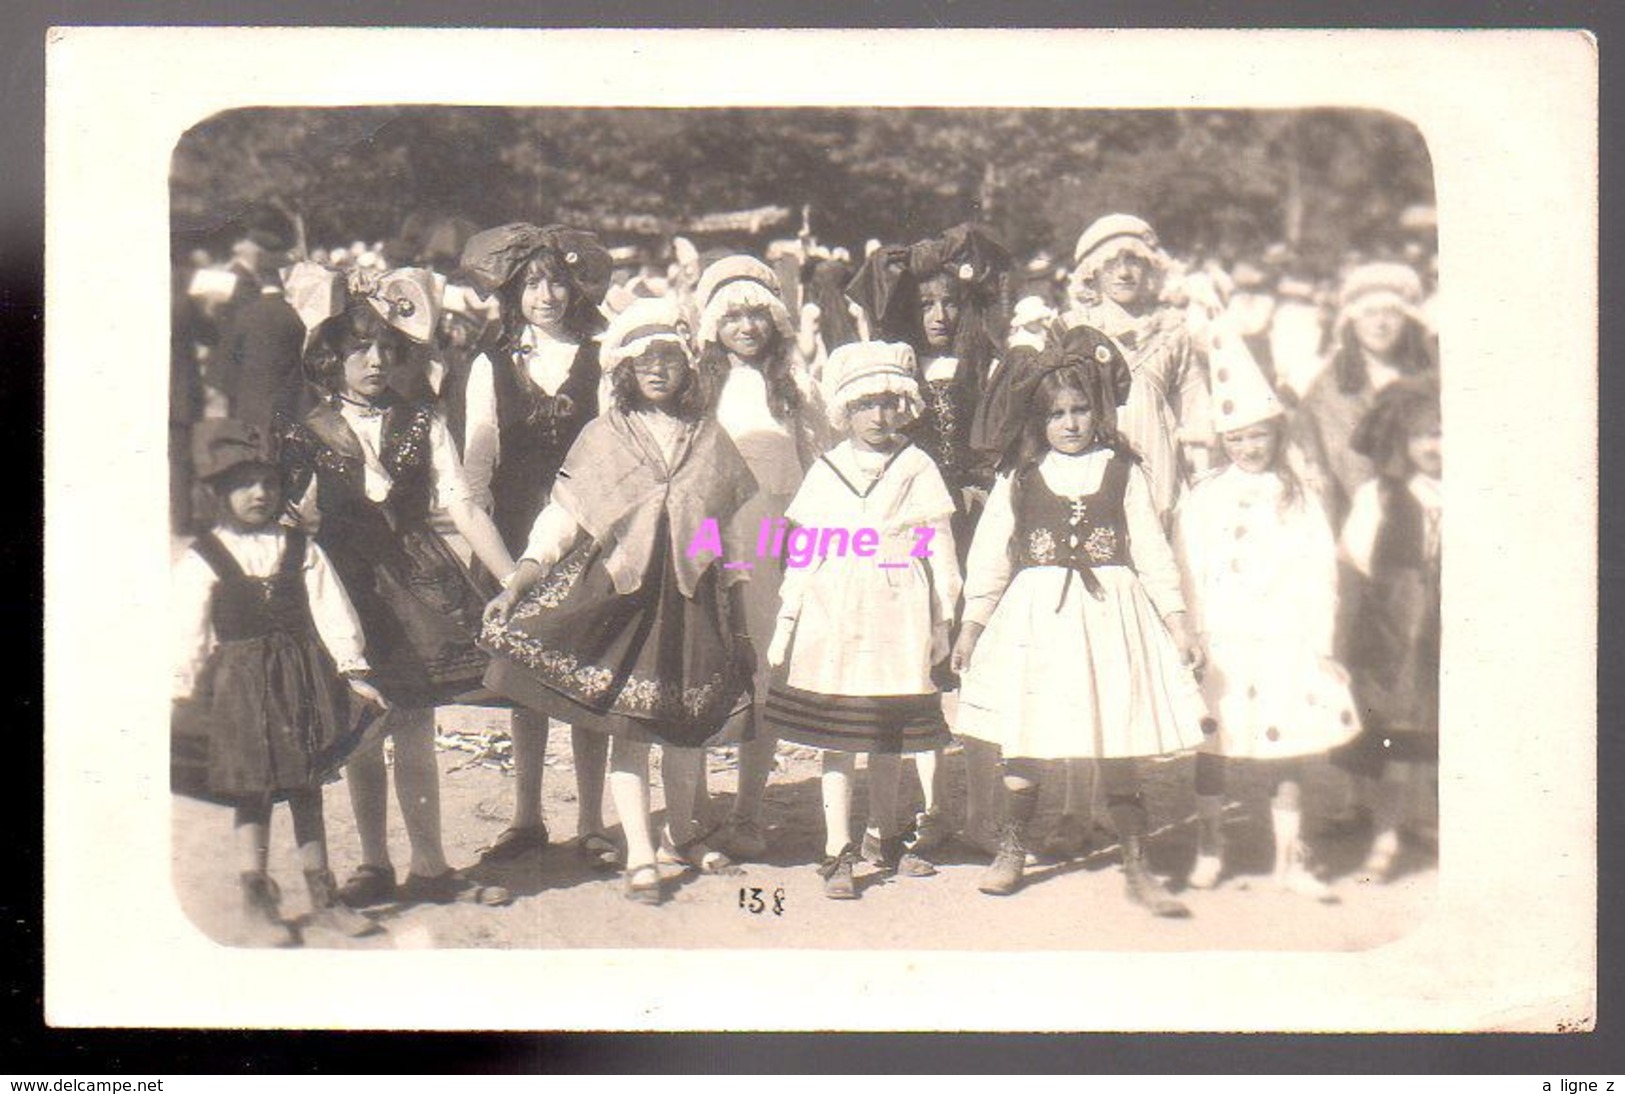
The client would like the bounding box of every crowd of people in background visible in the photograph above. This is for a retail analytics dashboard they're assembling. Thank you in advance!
[170,200,1441,944]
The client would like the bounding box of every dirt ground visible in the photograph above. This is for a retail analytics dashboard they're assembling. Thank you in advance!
[172,703,1436,954]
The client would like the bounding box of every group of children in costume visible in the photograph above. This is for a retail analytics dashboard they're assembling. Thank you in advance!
[173,212,1442,943]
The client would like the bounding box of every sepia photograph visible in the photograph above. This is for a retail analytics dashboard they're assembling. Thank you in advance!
[43,27,1596,1032]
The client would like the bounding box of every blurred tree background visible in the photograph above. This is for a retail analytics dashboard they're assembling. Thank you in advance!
[171,106,1433,271]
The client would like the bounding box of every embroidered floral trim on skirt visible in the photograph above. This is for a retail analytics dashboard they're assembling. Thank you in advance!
[480,529,753,748]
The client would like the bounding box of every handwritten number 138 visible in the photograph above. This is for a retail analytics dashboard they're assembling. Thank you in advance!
[739,886,785,916]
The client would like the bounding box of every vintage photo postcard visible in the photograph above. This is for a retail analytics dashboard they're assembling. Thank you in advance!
[42,27,1596,1032]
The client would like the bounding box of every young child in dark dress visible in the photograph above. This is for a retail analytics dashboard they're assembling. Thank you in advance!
[1336,378,1442,881]
[172,419,386,946]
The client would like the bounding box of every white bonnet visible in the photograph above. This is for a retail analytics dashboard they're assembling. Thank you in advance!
[1072,212,1169,281]
[695,254,795,348]
[1336,262,1425,331]
[821,340,922,429]
[598,296,694,369]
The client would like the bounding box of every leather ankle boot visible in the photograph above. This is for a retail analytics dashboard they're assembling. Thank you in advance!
[1122,836,1191,918]
[305,868,383,937]
[240,871,299,948]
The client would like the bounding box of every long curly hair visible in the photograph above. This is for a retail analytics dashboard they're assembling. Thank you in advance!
[302,302,420,397]
[1329,314,1436,396]
[696,320,803,424]
[1007,365,1139,474]
[607,343,717,421]
[1217,417,1307,514]
[489,250,605,421]
[801,256,861,351]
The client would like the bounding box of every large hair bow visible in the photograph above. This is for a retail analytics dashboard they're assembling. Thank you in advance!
[282,261,444,345]
[845,222,1011,331]
[985,323,1132,463]
[1350,375,1441,479]
[458,222,612,305]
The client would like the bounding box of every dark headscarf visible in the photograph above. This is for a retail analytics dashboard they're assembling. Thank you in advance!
[1350,376,1441,480]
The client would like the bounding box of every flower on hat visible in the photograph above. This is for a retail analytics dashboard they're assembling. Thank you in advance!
[958,263,975,281]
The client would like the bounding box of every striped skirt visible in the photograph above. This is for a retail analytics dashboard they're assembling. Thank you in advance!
[764,683,948,755]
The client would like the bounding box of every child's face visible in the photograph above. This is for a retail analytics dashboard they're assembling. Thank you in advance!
[918,276,960,352]
[717,305,773,361]
[220,466,281,528]
[1351,304,1405,357]
[520,259,572,331]
[1221,420,1280,474]
[846,393,908,452]
[1406,421,1443,477]
[342,341,389,401]
[631,342,690,406]
[1045,389,1096,455]
[439,311,481,350]
[1096,251,1153,309]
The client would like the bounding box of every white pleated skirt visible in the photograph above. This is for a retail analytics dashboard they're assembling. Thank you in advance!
[956,565,1206,760]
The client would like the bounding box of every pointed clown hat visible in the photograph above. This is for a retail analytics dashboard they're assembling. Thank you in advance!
[1207,320,1283,434]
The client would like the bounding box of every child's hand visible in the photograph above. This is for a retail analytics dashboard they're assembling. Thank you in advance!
[731,638,758,682]
[1165,612,1205,673]
[483,587,522,627]
[950,622,984,675]
[1320,656,1352,688]
[345,675,390,711]
[767,619,794,669]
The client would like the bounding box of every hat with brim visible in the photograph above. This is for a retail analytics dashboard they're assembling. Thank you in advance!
[192,419,279,483]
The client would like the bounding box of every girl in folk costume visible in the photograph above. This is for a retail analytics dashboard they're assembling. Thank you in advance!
[173,420,387,945]
[953,325,1208,917]
[1041,214,1215,861]
[1335,379,1442,881]
[455,223,619,869]
[689,256,820,861]
[845,223,1011,855]
[480,298,759,906]
[1173,337,1362,900]
[280,263,517,908]
[1291,262,1437,528]
[763,342,962,897]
